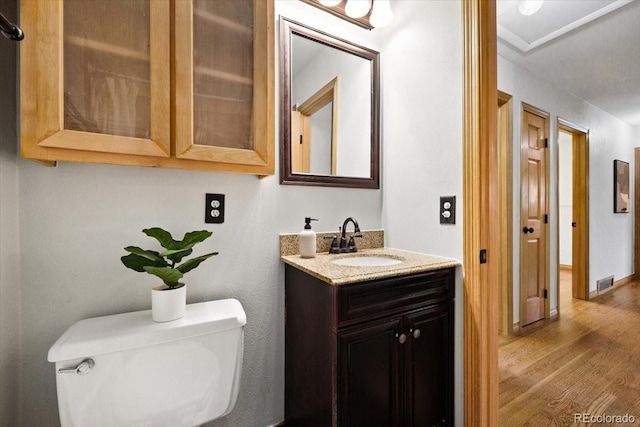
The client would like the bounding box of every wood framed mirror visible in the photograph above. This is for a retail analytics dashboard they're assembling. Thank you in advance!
[279,17,380,188]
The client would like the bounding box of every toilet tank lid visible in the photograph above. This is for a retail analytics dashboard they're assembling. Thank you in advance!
[48,298,246,363]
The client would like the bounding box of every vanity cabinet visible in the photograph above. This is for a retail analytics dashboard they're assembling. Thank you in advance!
[285,265,455,426]
[20,0,274,176]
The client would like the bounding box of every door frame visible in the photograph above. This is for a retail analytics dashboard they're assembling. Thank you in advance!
[557,118,590,304]
[294,77,340,175]
[497,91,514,335]
[636,148,640,281]
[462,0,499,425]
[519,103,550,326]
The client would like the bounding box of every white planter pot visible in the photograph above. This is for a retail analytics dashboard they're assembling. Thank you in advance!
[151,284,186,322]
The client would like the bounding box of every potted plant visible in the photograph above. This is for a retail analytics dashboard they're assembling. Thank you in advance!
[121,227,218,322]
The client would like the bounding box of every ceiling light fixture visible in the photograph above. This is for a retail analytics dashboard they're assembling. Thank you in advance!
[369,0,393,28]
[318,0,341,6]
[344,0,372,19]
[302,0,393,29]
[517,0,544,16]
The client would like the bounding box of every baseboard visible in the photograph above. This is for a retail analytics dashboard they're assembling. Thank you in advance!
[591,274,635,300]
[559,264,572,271]
[549,307,558,319]
[512,321,520,334]
[615,274,634,287]
[597,285,615,296]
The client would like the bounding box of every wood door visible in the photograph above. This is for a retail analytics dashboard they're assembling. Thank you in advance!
[520,108,548,327]
[338,318,402,427]
[405,303,454,427]
[558,119,589,301]
[290,111,310,173]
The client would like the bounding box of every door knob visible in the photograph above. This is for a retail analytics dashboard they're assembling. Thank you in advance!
[522,227,534,234]
[413,329,421,339]
[572,222,577,228]
[398,333,407,344]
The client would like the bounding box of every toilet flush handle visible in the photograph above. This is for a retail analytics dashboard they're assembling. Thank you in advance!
[58,358,95,375]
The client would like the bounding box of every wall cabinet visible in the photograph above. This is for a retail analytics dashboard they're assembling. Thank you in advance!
[20,0,274,176]
[285,266,455,426]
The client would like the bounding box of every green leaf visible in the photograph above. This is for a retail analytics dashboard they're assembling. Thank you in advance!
[143,227,179,250]
[121,253,167,272]
[161,248,193,264]
[176,230,213,250]
[176,252,218,274]
[142,228,213,252]
[123,246,165,263]
[143,266,184,288]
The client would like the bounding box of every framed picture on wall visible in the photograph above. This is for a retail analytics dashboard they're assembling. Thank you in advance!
[614,159,629,213]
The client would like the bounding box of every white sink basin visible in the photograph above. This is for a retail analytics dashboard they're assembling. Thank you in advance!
[331,255,404,267]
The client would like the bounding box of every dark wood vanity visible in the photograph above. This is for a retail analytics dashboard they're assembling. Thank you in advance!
[284,264,455,426]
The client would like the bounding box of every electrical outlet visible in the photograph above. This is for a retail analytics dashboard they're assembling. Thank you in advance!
[205,193,225,224]
[440,196,456,225]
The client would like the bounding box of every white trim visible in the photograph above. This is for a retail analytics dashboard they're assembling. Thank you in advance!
[497,0,633,52]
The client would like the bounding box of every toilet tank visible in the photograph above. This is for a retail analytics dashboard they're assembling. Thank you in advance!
[48,299,246,427]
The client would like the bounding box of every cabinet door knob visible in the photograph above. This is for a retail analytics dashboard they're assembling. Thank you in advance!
[413,329,421,339]
[398,333,407,344]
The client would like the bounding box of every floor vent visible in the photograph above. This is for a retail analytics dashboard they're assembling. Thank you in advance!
[597,275,614,293]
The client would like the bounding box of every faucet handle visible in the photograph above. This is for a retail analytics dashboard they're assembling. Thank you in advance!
[324,235,340,253]
[347,234,362,252]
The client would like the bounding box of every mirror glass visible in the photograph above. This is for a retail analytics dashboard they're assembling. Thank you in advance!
[280,18,380,188]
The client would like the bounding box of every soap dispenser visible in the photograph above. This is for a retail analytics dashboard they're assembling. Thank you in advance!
[299,217,318,258]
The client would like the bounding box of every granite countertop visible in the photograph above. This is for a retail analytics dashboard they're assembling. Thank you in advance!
[281,247,460,286]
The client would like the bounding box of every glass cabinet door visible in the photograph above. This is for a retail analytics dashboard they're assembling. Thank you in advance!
[21,0,170,159]
[174,0,273,169]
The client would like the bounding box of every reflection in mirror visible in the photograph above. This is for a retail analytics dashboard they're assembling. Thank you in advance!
[291,76,339,175]
[280,18,380,188]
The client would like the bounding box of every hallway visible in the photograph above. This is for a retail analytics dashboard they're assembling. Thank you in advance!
[499,270,640,425]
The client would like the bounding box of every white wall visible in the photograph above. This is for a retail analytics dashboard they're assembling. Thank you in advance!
[379,1,464,424]
[381,1,463,260]
[558,131,573,266]
[498,54,636,321]
[0,0,22,422]
[2,1,469,426]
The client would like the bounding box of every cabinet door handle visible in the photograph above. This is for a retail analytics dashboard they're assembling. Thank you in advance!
[413,329,421,339]
[398,333,407,344]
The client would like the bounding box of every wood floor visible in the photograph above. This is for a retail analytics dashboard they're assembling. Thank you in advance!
[499,269,640,426]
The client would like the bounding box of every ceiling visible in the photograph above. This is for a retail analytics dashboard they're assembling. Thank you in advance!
[497,0,640,127]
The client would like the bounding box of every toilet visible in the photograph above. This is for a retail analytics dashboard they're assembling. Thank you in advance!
[48,298,246,427]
